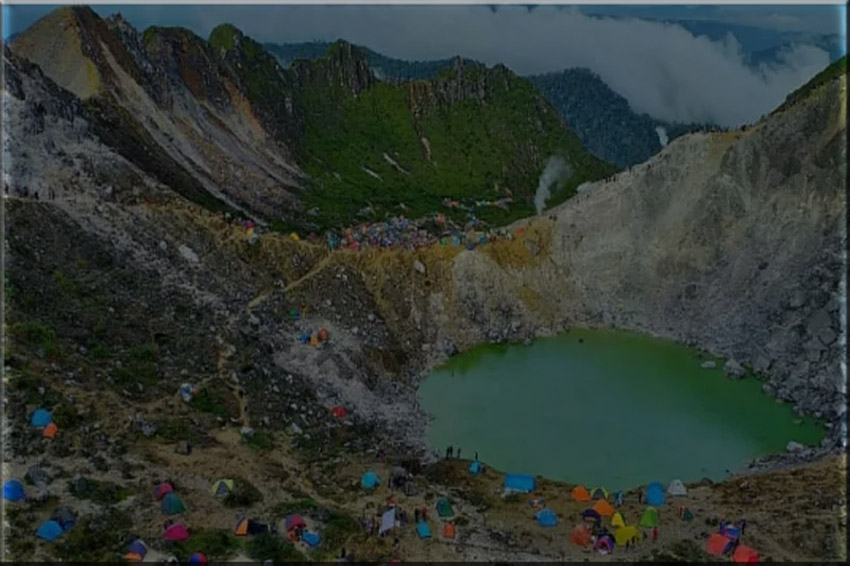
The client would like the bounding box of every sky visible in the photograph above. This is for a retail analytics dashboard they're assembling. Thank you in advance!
[3,4,847,126]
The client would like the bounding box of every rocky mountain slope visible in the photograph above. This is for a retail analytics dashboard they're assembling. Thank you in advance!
[8,6,613,233]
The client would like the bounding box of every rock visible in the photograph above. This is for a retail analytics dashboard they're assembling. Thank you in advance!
[141,422,157,437]
[175,440,192,455]
[786,441,805,453]
[753,355,771,374]
[249,314,260,326]
[262,416,270,427]
[288,423,303,435]
[700,360,717,369]
[413,260,426,274]
[789,290,806,309]
[159,240,167,251]
[723,359,746,379]
[178,244,199,263]
[818,327,837,346]
[26,466,51,487]
[240,426,255,437]
[807,308,832,338]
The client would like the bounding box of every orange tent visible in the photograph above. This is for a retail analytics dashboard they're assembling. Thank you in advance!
[592,499,615,517]
[309,335,319,347]
[570,524,592,548]
[317,328,329,342]
[571,485,591,502]
[43,422,58,439]
[707,533,734,557]
[123,553,143,562]
[443,523,455,539]
[234,518,249,536]
[733,544,760,563]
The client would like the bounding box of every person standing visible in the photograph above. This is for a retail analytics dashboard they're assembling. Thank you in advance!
[652,526,658,542]
[457,448,462,460]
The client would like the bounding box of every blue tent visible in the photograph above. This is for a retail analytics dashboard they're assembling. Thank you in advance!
[302,532,321,548]
[3,479,25,502]
[127,539,148,559]
[31,409,52,428]
[581,508,601,524]
[416,521,432,539]
[361,471,380,489]
[468,461,482,475]
[504,474,535,493]
[646,482,666,506]
[535,508,558,527]
[36,520,64,541]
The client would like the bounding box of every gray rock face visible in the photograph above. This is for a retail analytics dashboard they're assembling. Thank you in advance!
[700,361,717,369]
[724,359,746,379]
[786,441,805,453]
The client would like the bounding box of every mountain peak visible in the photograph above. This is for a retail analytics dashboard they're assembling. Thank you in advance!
[208,23,244,53]
[291,37,375,95]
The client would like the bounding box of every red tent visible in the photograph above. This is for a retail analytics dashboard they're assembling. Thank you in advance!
[570,524,592,548]
[733,544,760,563]
[331,406,347,419]
[163,523,189,542]
[154,483,174,501]
[707,533,734,557]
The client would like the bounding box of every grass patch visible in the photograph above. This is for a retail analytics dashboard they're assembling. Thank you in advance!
[52,401,90,429]
[172,529,242,561]
[89,343,110,360]
[243,430,275,452]
[245,532,304,562]
[189,387,231,419]
[223,476,264,508]
[68,477,134,505]
[54,508,132,562]
[11,322,58,357]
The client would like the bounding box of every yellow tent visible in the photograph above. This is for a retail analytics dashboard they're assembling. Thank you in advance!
[614,525,641,547]
[289,232,300,241]
[211,479,235,496]
[611,511,625,528]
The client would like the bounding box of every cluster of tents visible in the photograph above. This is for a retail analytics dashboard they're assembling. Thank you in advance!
[296,327,330,347]
[493,472,710,556]
[707,521,760,562]
[361,470,457,541]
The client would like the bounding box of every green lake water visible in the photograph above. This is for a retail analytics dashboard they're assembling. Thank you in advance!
[418,328,824,489]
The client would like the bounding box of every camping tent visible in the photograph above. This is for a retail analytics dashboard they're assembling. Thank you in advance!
[51,507,76,532]
[720,522,741,541]
[535,508,557,527]
[591,487,608,500]
[645,482,666,506]
[595,533,615,554]
[707,533,734,557]
[380,508,397,535]
[43,422,58,439]
[570,524,593,548]
[611,512,626,528]
[36,520,64,541]
[211,479,234,496]
[436,497,454,518]
[614,526,641,547]
[361,471,380,489]
[125,540,148,562]
[667,479,687,496]
[733,544,760,563]
[581,508,601,525]
[31,408,52,427]
[331,406,347,419]
[154,482,174,501]
[189,552,208,563]
[469,461,483,475]
[639,507,659,528]
[680,507,694,521]
[504,474,535,493]
[443,522,456,539]
[235,518,249,536]
[416,521,432,539]
[285,514,307,532]
[161,492,186,515]
[163,523,189,542]
[302,532,321,548]
[571,485,591,502]
[592,499,615,517]
[3,479,25,502]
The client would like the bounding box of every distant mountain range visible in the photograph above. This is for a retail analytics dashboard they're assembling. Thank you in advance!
[266,41,721,168]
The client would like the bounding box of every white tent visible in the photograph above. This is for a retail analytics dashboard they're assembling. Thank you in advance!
[379,508,397,535]
[667,479,688,496]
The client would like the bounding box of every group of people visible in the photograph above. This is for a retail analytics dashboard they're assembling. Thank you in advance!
[445,446,478,461]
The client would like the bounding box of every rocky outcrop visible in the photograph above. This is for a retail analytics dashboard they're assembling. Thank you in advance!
[290,40,376,96]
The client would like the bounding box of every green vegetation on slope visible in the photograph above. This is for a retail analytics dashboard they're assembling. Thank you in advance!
[774,55,846,115]
[295,55,615,229]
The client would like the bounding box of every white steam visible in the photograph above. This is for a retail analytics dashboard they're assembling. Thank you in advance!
[534,157,572,214]
[655,126,669,147]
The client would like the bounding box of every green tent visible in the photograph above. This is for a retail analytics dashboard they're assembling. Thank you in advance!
[161,492,186,515]
[639,506,658,528]
[436,497,454,519]
[681,507,694,522]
